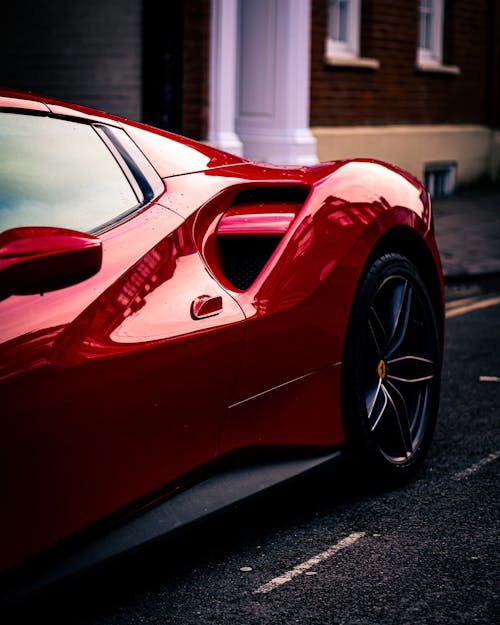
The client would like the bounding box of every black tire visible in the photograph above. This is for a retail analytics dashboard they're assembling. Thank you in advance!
[341,253,441,485]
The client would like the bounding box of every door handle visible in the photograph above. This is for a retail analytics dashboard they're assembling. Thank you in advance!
[191,295,223,320]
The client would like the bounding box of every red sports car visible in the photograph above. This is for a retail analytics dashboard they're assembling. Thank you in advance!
[0,90,444,595]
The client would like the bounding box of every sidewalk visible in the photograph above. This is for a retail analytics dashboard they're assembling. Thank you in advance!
[432,183,500,281]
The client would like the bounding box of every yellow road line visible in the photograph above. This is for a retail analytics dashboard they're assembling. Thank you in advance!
[445,295,500,318]
[446,296,481,310]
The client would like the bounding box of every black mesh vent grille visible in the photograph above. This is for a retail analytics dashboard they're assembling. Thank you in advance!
[231,186,309,205]
[218,236,282,290]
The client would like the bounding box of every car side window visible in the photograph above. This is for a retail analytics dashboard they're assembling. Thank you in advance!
[0,112,143,233]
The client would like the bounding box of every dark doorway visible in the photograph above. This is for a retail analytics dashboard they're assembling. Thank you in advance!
[142,1,184,133]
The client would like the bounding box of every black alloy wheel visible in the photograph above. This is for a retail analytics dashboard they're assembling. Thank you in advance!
[342,253,441,484]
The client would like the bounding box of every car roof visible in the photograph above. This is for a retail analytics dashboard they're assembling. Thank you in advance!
[0,89,248,178]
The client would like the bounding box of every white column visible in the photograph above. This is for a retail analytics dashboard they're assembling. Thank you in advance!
[235,0,318,165]
[208,0,243,155]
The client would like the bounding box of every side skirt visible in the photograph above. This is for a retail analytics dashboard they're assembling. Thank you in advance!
[2,449,342,605]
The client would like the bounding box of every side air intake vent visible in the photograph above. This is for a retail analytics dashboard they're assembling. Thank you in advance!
[216,186,309,290]
[218,236,282,290]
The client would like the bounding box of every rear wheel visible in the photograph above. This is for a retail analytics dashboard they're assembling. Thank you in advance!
[341,253,441,484]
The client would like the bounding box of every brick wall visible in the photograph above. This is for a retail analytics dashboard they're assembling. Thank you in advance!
[182,0,210,140]
[3,1,492,140]
[310,0,492,127]
[484,0,499,128]
[2,0,142,121]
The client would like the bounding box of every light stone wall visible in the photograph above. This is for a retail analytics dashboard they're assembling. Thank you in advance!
[312,125,497,187]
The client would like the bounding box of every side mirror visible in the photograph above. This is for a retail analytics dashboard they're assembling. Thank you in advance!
[0,226,102,298]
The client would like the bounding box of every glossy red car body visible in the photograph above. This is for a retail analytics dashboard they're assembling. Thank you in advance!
[0,91,444,584]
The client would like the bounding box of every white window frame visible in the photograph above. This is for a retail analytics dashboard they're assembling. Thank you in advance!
[417,0,444,65]
[326,0,361,59]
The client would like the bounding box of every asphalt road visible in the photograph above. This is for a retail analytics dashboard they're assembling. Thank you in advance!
[4,277,500,625]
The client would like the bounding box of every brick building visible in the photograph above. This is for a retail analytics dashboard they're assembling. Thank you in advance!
[310,0,500,191]
[2,0,499,190]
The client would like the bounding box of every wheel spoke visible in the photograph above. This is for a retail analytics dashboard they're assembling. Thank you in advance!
[368,306,386,357]
[385,380,413,458]
[385,280,413,357]
[366,378,387,432]
[387,355,434,384]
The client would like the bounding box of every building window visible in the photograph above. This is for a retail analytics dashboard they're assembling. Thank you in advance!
[424,162,456,198]
[326,0,361,59]
[417,0,444,65]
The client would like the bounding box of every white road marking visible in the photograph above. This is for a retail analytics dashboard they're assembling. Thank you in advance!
[253,532,365,594]
[445,295,500,318]
[454,450,500,480]
[479,375,500,382]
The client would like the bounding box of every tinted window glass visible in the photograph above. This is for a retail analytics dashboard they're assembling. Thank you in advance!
[0,113,139,233]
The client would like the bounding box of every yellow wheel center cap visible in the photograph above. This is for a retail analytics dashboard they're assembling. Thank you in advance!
[377,359,387,379]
